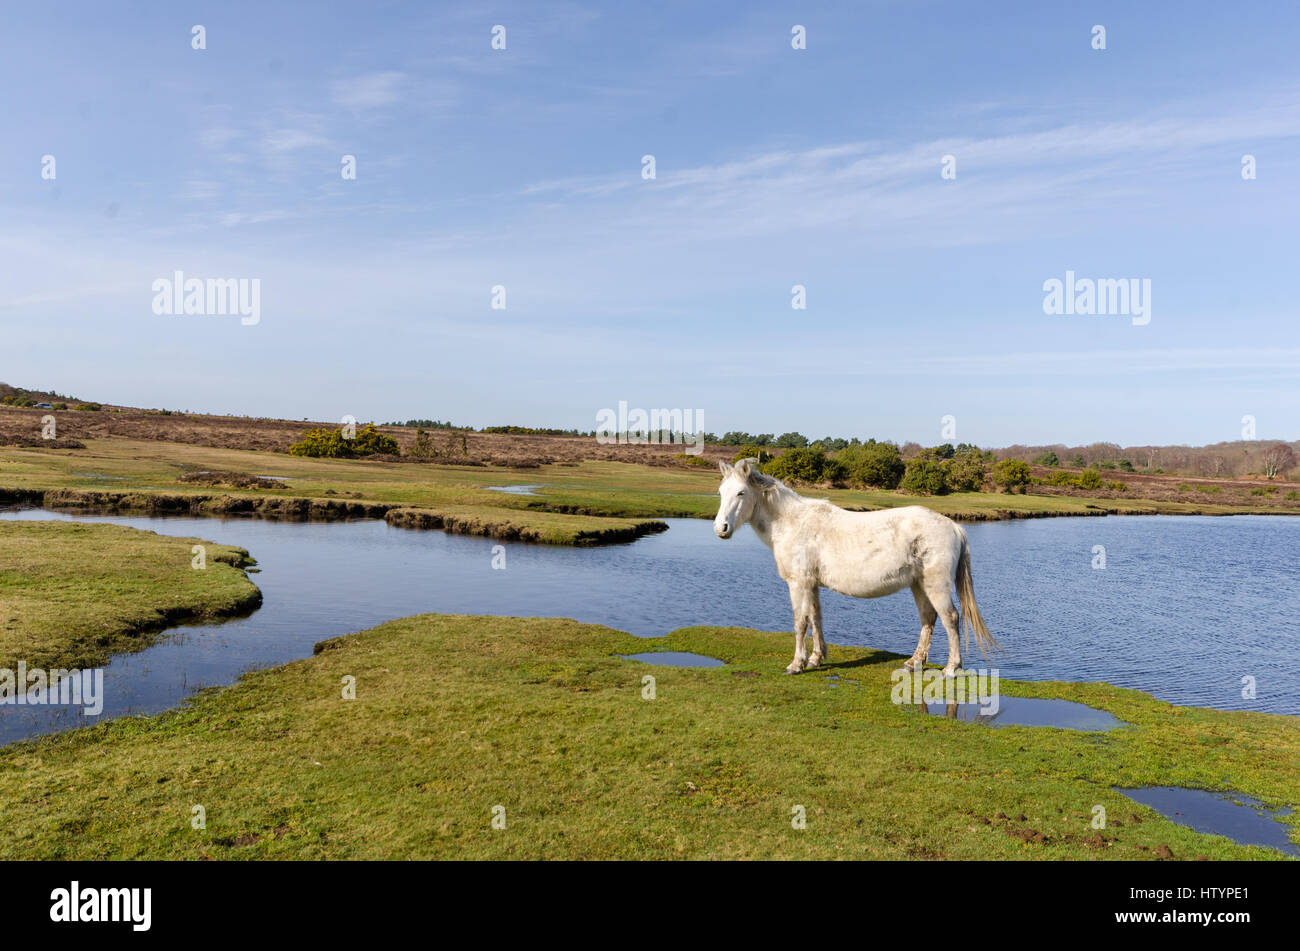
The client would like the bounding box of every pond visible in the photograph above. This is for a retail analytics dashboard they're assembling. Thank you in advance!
[0,509,1296,746]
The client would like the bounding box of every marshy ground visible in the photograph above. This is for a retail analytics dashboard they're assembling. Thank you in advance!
[0,613,1295,859]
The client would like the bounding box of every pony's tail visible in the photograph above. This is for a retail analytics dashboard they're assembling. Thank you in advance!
[957,530,999,659]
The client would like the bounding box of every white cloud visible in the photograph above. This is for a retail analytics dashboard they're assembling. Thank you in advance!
[261,128,331,153]
[330,71,405,110]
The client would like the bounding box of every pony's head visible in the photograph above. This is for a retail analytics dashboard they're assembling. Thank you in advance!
[714,457,762,539]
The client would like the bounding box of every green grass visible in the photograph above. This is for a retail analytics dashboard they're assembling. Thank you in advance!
[1,614,1294,859]
[0,521,260,671]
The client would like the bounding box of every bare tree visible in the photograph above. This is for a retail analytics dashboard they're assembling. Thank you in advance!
[1261,443,1297,479]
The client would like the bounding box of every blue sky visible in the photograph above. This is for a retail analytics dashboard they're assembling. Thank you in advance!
[3,1,1299,446]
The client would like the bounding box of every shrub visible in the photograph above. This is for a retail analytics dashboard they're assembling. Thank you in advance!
[900,458,949,495]
[1097,461,1116,470]
[835,441,904,489]
[352,424,400,456]
[1107,481,1128,492]
[289,428,352,458]
[1032,451,1059,467]
[942,450,987,492]
[820,457,849,486]
[992,458,1032,493]
[732,446,773,465]
[1045,469,1076,486]
[1117,459,1135,472]
[1195,484,1221,494]
[763,447,829,484]
[914,444,956,462]
[290,424,398,458]
[675,453,711,467]
[1076,469,1104,490]
[73,402,101,411]
[1286,491,1299,501]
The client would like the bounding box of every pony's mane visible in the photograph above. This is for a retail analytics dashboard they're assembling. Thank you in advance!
[746,468,801,506]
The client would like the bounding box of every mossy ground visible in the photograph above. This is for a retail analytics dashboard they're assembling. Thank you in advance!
[0,614,1293,860]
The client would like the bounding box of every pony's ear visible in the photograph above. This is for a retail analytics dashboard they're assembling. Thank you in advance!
[734,457,753,478]
[717,459,733,476]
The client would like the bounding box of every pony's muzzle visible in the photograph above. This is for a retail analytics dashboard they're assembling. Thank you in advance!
[715,522,732,539]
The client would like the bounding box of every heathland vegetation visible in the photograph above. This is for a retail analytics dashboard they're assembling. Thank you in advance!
[1,383,1298,544]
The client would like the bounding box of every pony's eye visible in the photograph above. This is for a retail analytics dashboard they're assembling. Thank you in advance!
[737,491,745,497]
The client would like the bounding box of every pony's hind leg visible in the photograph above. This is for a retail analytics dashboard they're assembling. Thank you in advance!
[904,583,937,672]
[921,578,963,678]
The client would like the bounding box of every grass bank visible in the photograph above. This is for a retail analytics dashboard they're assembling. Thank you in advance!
[0,520,260,671]
[1,614,1294,859]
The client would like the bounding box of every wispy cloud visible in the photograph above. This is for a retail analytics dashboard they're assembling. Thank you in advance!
[512,93,1300,249]
[330,71,405,110]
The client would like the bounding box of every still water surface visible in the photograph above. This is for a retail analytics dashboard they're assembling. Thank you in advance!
[1,509,1296,745]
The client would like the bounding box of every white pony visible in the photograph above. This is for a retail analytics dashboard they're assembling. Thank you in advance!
[714,458,997,675]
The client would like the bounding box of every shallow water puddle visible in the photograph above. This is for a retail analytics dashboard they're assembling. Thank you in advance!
[485,484,542,496]
[620,651,725,668]
[1116,786,1299,856]
[915,696,1125,731]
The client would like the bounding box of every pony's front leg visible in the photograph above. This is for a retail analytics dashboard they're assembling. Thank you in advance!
[785,581,814,674]
[806,587,826,668]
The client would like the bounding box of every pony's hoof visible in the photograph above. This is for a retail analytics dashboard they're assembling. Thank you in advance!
[806,656,823,669]
[942,666,961,679]
[902,658,922,672]
[784,665,804,675]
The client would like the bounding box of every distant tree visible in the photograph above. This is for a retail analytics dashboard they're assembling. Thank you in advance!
[1069,454,1086,468]
[1261,443,1297,479]
[763,447,828,483]
[900,459,949,495]
[1033,451,1059,467]
[774,432,809,449]
[836,442,905,489]
[942,449,988,492]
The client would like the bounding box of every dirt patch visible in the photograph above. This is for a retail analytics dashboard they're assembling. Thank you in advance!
[0,433,85,449]
[178,469,290,490]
